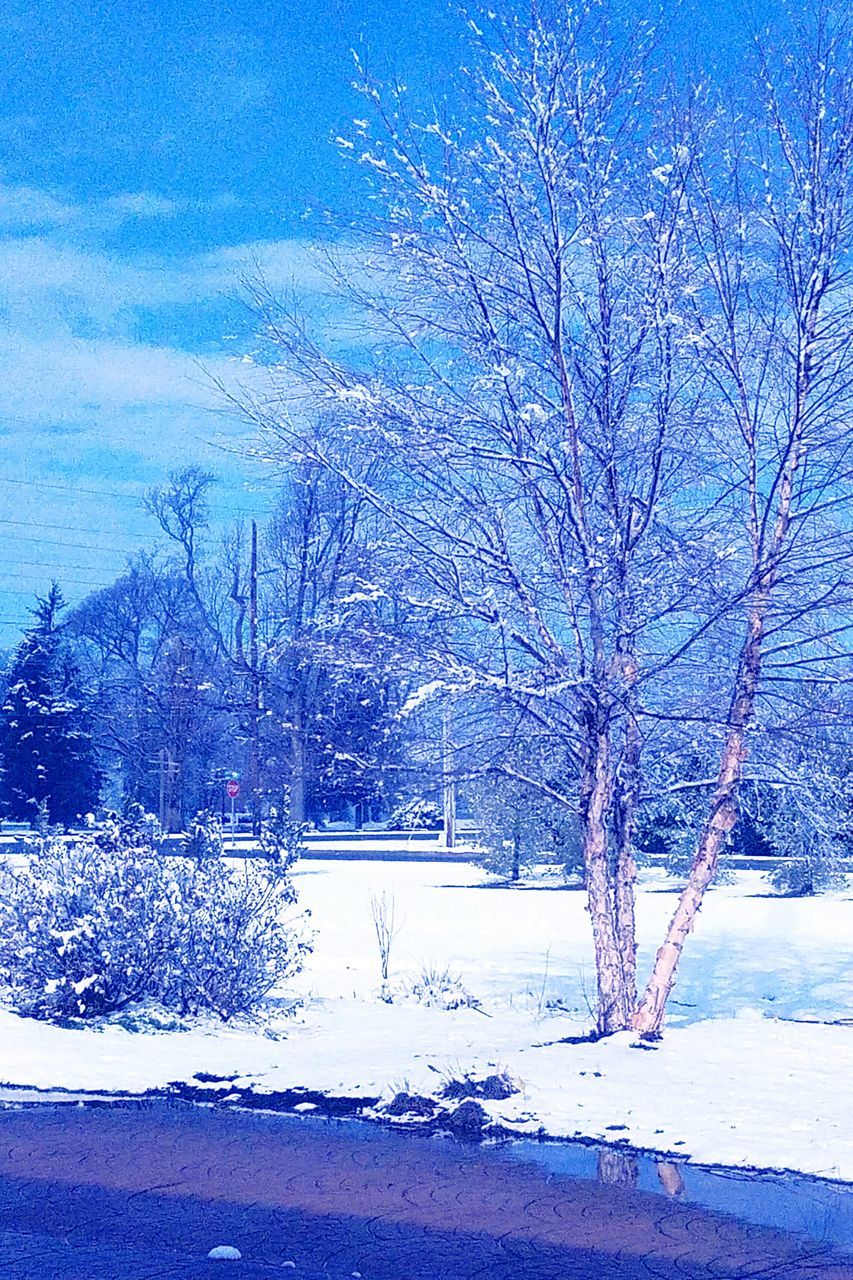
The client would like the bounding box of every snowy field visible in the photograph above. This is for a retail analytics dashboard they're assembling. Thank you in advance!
[1,857,852,1182]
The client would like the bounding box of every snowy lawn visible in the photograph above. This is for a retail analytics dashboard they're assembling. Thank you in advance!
[1,857,852,1182]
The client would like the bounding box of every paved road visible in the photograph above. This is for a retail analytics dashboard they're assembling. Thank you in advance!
[0,1103,850,1279]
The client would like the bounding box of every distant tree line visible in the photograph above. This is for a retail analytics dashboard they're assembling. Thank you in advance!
[0,465,444,833]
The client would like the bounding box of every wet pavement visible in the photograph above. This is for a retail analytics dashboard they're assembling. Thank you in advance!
[0,1102,851,1279]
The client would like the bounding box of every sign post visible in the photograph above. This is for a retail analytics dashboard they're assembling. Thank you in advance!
[225,778,240,835]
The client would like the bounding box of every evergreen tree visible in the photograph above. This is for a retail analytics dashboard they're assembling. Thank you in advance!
[0,585,101,826]
[303,667,397,824]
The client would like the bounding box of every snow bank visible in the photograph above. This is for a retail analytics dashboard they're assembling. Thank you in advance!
[0,859,851,1182]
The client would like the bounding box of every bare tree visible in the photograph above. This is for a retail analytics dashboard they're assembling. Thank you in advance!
[634,10,853,1034]
[238,5,853,1038]
[241,6,717,1033]
[258,445,405,825]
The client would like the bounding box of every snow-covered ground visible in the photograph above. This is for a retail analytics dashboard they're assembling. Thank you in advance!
[1,858,852,1182]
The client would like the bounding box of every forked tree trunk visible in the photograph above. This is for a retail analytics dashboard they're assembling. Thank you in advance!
[632,603,766,1036]
[634,352,806,1036]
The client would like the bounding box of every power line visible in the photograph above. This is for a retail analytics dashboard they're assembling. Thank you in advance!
[0,579,118,592]
[0,558,127,575]
[0,474,267,517]
[0,533,130,556]
[0,517,147,538]
[0,475,148,501]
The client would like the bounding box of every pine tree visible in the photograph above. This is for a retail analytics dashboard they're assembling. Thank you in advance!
[0,585,102,826]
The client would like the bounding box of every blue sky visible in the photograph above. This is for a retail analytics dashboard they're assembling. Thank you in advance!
[0,0,764,645]
[0,0,468,644]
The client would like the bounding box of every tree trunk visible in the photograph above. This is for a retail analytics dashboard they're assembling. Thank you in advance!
[582,726,632,1034]
[612,669,640,1014]
[442,705,456,850]
[633,603,765,1036]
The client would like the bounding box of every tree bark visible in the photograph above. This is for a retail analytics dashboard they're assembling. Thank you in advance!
[633,603,765,1036]
[612,654,640,1014]
[582,724,632,1034]
[612,713,639,1015]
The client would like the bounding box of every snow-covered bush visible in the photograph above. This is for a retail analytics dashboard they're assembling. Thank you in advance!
[0,835,176,1019]
[99,803,162,852]
[161,854,308,1018]
[386,797,443,830]
[0,816,308,1022]
[404,962,479,1011]
[182,809,223,860]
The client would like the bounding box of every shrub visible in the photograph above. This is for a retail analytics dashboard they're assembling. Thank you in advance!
[161,855,309,1018]
[370,890,401,985]
[182,809,223,860]
[0,813,309,1022]
[470,774,582,881]
[404,962,479,1011]
[387,797,443,830]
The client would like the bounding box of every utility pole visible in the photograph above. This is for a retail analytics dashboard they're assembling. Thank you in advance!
[159,748,166,832]
[158,749,180,833]
[442,704,456,850]
[249,520,261,837]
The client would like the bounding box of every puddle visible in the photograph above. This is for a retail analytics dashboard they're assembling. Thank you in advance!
[0,1100,850,1278]
[505,1136,853,1254]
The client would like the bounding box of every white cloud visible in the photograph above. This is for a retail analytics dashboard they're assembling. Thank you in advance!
[0,188,295,640]
[0,207,341,505]
[0,232,340,335]
[102,192,185,218]
[0,237,176,331]
[0,331,261,424]
[0,184,242,233]
[0,186,81,228]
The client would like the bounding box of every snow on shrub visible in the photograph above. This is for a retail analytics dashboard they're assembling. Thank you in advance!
[181,809,223,861]
[160,853,308,1019]
[403,962,479,1011]
[0,807,309,1022]
[387,797,443,830]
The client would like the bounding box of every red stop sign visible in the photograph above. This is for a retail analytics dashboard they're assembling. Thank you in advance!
[225,780,240,799]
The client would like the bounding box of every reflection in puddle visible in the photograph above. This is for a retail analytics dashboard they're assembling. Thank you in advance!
[507,1134,853,1255]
